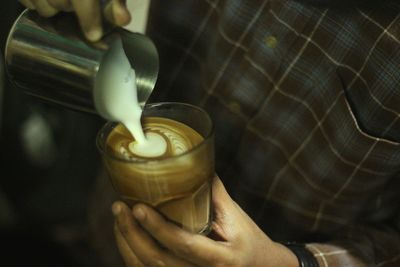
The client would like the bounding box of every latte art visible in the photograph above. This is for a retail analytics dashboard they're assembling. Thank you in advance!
[106,117,203,160]
[137,123,194,156]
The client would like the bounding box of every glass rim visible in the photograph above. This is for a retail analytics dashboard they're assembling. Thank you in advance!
[96,102,214,164]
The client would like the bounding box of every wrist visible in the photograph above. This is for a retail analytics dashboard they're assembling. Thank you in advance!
[282,242,319,267]
[273,242,300,267]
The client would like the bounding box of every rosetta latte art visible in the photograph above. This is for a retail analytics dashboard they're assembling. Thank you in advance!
[107,117,203,160]
[145,124,193,155]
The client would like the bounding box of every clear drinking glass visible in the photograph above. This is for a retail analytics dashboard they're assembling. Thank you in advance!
[96,102,214,234]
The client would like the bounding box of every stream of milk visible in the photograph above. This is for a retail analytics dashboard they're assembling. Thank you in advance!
[94,37,166,158]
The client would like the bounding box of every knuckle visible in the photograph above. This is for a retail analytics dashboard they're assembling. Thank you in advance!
[174,238,195,256]
[46,0,57,6]
[212,255,243,267]
[150,222,163,235]
[35,7,58,17]
[40,11,57,17]
[48,0,72,11]
[117,221,133,237]
[119,226,129,237]
[19,0,33,9]
[142,253,165,267]
[212,260,227,267]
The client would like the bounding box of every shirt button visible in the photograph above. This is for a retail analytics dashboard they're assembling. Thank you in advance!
[265,36,278,48]
[228,101,242,113]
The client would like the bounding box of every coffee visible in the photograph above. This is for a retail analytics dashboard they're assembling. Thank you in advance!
[103,116,214,233]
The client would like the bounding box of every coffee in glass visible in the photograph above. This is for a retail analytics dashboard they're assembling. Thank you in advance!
[97,102,214,234]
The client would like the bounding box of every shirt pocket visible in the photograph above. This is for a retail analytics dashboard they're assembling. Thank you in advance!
[338,66,400,143]
[324,69,400,199]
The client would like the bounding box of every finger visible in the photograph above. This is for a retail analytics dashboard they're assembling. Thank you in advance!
[211,176,244,240]
[212,176,235,208]
[70,0,102,41]
[19,0,36,9]
[213,176,253,221]
[114,223,145,267]
[47,0,73,12]
[113,202,195,267]
[103,0,131,26]
[132,203,231,266]
[31,0,59,17]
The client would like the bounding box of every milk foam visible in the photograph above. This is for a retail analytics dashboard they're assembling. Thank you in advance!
[94,37,167,157]
[129,132,167,158]
[145,123,191,156]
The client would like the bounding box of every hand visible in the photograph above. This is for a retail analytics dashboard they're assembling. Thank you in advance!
[112,177,300,267]
[18,0,131,41]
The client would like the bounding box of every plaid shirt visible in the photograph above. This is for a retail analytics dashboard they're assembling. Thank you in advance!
[147,1,400,266]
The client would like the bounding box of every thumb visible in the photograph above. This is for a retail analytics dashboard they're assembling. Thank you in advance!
[211,176,243,241]
[212,176,235,210]
[104,0,131,27]
[212,176,245,220]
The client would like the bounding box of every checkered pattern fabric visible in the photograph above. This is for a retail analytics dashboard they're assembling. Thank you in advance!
[147,1,400,266]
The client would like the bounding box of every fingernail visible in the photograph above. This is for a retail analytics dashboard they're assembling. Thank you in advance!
[112,203,121,216]
[86,28,102,42]
[114,0,131,26]
[133,206,145,221]
[118,0,128,8]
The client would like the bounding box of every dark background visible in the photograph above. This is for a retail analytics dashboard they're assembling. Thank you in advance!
[0,2,111,266]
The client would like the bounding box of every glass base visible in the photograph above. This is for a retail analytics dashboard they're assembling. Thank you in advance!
[198,223,212,236]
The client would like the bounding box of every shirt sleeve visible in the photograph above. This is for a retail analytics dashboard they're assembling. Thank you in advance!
[301,0,393,7]
[306,208,400,266]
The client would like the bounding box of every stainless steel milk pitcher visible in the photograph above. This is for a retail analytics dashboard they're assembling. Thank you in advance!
[4,9,159,114]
